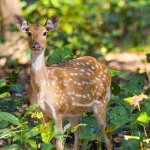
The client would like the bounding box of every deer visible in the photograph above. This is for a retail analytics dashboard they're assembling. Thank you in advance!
[14,14,112,150]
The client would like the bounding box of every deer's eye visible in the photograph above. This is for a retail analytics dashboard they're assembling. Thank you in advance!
[27,32,32,36]
[43,32,47,36]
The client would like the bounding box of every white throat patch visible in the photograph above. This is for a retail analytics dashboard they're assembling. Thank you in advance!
[31,50,45,71]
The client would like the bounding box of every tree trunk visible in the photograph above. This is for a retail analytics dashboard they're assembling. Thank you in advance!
[0,0,22,41]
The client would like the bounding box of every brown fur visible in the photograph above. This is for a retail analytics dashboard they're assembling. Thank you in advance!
[27,25,47,51]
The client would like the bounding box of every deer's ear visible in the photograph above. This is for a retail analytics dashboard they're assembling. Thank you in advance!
[45,14,59,31]
[14,15,29,32]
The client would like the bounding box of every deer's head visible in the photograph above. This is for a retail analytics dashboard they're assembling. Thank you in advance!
[14,15,59,53]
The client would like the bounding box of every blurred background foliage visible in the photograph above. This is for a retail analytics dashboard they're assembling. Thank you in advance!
[20,0,150,59]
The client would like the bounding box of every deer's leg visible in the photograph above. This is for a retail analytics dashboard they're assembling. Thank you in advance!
[55,114,63,150]
[92,103,112,150]
[69,117,81,150]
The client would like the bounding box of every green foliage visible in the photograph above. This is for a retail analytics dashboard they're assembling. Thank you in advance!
[0,69,149,149]
[0,144,20,150]
[47,48,73,64]
[108,71,150,149]
[0,73,57,149]
[120,139,140,150]
[41,143,55,150]
[35,121,55,143]
[19,0,150,58]
[0,112,20,126]
[0,104,56,149]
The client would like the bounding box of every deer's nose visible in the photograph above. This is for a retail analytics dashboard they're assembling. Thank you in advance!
[32,42,41,50]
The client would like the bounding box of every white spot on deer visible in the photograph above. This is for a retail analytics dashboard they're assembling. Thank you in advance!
[68,78,72,81]
[91,66,95,70]
[81,62,86,66]
[51,80,56,86]
[75,94,82,97]
[77,82,81,86]
[86,62,90,65]
[87,72,91,76]
[73,81,77,84]
[82,95,87,98]
[72,101,93,107]
[94,100,104,107]
[97,92,102,97]
[95,86,99,89]
[68,91,72,95]
[81,69,85,72]
[96,64,99,69]
[87,94,91,98]
[71,97,75,100]
[74,73,79,76]
[70,73,74,76]
[76,62,80,65]
[102,78,105,81]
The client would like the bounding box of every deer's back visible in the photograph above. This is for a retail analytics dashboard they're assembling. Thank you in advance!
[46,56,111,116]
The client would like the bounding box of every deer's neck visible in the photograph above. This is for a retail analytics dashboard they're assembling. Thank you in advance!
[31,50,46,72]
[30,50,48,82]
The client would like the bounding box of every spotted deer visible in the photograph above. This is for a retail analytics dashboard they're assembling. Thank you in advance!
[14,14,112,150]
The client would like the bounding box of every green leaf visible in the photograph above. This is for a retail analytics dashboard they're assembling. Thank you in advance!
[0,92,10,98]
[122,139,140,150]
[9,84,23,93]
[0,112,20,126]
[24,104,39,117]
[111,81,121,95]
[62,48,73,61]
[35,112,43,119]
[0,86,9,94]
[47,48,62,64]
[13,134,23,142]
[7,71,19,84]
[112,116,129,126]
[47,48,73,64]
[0,79,6,87]
[71,123,86,133]
[110,69,122,76]
[119,73,145,94]
[26,139,37,149]
[35,121,55,143]
[110,106,128,116]
[24,128,40,139]
[41,143,55,150]
[109,106,129,125]
[137,112,150,123]
[145,101,150,113]
[105,125,120,134]
[79,133,96,140]
[0,119,9,128]
[0,128,11,138]
[0,144,20,150]
[124,97,132,103]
